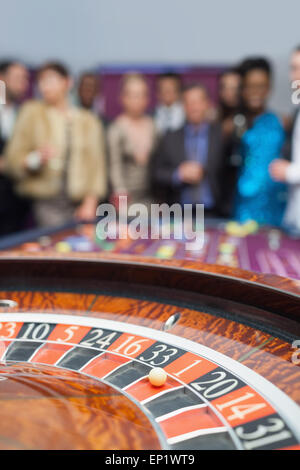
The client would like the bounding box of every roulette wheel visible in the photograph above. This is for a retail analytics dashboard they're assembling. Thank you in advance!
[0,252,299,450]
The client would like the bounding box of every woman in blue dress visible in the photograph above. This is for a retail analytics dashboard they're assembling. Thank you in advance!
[234,58,287,226]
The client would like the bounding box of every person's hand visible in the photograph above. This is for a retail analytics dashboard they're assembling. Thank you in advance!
[178,161,204,185]
[25,146,57,171]
[222,117,235,136]
[75,195,98,222]
[39,145,57,164]
[269,159,290,182]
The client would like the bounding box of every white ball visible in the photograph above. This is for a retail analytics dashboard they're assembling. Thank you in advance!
[148,367,167,387]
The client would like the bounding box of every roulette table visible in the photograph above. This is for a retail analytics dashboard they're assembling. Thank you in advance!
[1,218,300,279]
[0,220,299,450]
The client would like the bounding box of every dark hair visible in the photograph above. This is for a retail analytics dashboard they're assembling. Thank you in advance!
[238,57,272,80]
[157,72,182,89]
[0,59,25,74]
[219,67,241,81]
[182,82,209,97]
[78,71,98,84]
[293,45,300,53]
[37,61,70,78]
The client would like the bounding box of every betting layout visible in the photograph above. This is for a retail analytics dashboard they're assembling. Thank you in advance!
[10,221,300,280]
[0,314,299,451]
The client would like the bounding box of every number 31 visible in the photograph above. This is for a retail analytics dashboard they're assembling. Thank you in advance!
[291,340,300,365]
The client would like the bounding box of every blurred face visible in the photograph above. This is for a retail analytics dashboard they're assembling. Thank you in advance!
[79,75,99,108]
[3,63,29,102]
[219,72,241,108]
[38,70,71,105]
[157,78,181,106]
[290,51,300,86]
[121,79,149,117]
[242,69,270,113]
[183,88,210,125]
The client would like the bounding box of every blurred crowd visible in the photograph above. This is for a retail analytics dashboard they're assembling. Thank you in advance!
[0,47,300,237]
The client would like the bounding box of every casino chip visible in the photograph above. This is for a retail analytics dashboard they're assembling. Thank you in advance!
[55,241,72,253]
[226,220,259,237]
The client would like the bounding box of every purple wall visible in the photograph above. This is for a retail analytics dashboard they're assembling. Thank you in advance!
[97,64,227,120]
[26,63,228,120]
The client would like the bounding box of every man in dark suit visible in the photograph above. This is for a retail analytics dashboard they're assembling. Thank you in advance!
[0,60,30,236]
[151,83,223,215]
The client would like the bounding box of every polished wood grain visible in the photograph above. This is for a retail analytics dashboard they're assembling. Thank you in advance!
[0,362,161,450]
[1,289,299,403]
[0,254,299,323]
[0,254,299,449]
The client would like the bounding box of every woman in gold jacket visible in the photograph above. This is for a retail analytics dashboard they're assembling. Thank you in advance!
[4,62,107,227]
